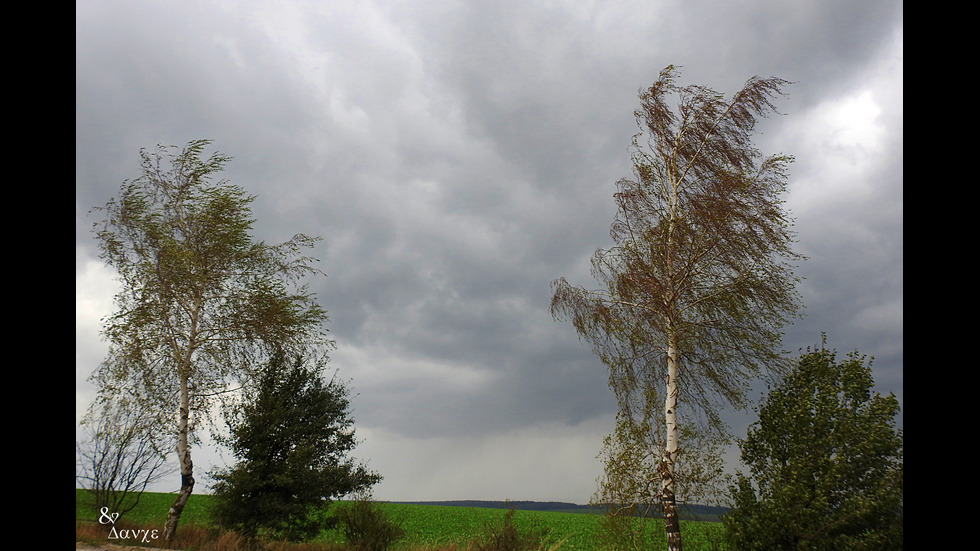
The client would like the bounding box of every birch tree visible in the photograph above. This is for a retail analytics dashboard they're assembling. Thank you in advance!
[551,66,803,550]
[90,139,330,541]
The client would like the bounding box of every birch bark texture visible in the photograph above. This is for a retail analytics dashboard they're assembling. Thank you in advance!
[551,66,803,550]
[89,139,330,541]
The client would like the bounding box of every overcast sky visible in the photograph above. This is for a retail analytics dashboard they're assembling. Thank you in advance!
[76,0,903,505]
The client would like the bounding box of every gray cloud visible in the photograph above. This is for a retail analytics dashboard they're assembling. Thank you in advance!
[77,0,902,503]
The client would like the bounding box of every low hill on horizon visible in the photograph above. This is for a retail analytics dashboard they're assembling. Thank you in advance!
[392,500,594,513]
[390,500,730,522]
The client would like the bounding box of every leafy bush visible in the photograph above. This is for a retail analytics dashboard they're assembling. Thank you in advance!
[469,508,557,551]
[724,344,903,550]
[334,497,406,551]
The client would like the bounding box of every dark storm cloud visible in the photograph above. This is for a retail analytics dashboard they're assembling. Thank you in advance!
[77,0,902,502]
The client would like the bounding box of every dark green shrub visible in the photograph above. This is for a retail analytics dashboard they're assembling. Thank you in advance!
[724,345,903,550]
[209,354,380,543]
[334,498,405,551]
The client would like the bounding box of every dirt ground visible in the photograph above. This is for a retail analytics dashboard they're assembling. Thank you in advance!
[76,543,181,551]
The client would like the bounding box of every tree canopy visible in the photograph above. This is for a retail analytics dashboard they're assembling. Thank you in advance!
[724,342,903,550]
[90,139,331,539]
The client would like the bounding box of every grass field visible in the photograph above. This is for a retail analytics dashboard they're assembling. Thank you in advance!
[75,489,728,550]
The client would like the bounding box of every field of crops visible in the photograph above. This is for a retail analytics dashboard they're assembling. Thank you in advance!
[75,490,727,550]
[370,503,725,550]
[363,502,598,550]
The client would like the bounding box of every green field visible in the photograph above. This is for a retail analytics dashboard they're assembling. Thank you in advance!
[76,489,727,550]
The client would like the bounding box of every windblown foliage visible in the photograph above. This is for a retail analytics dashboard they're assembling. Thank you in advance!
[90,139,331,540]
[552,65,803,550]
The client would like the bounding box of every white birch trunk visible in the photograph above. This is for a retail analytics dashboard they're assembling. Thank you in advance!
[162,371,194,541]
[662,336,682,551]
[662,171,682,551]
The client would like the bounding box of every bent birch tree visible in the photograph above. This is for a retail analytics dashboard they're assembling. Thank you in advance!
[551,66,803,550]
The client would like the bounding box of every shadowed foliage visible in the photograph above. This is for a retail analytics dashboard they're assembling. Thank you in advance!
[724,342,903,550]
[210,353,381,543]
